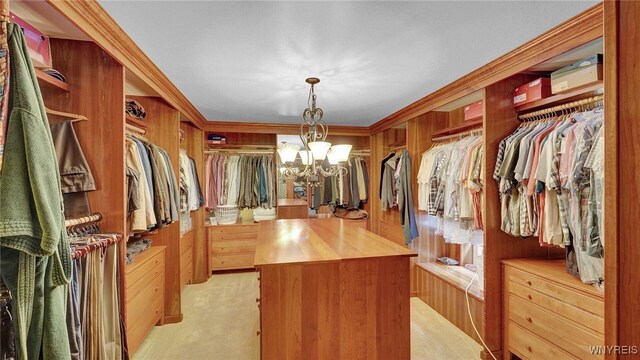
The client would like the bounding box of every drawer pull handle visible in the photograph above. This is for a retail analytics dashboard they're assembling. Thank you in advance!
[528,295,532,300]
[526,317,532,323]
[256,298,260,303]
[256,330,261,336]
[527,346,532,353]
[527,281,532,286]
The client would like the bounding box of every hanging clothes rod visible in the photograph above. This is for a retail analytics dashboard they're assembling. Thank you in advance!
[432,128,483,143]
[125,123,146,135]
[388,144,406,151]
[65,213,103,228]
[350,150,370,157]
[205,149,275,155]
[518,94,604,121]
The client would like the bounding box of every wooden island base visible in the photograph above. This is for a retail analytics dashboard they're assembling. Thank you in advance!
[255,219,416,360]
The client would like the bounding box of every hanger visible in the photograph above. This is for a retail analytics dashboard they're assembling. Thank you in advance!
[45,107,88,122]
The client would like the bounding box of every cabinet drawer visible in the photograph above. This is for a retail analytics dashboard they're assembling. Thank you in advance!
[211,239,256,254]
[508,321,577,360]
[126,267,163,303]
[127,295,163,354]
[181,247,193,268]
[126,272,164,316]
[508,267,603,318]
[180,237,193,257]
[211,253,255,270]
[509,294,603,359]
[126,249,165,287]
[181,263,192,287]
[509,280,604,334]
[211,232,258,241]
[209,225,259,235]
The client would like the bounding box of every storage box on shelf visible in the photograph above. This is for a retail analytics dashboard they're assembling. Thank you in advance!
[503,259,604,359]
[125,246,166,354]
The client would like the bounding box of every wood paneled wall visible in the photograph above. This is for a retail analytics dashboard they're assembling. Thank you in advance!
[42,39,126,236]
[415,266,484,344]
[41,38,128,311]
[482,76,565,358]
[604,1,640,356]
[180,121,209,284]
[129,96,183,324]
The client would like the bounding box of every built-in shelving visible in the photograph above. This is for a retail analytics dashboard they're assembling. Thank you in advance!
[35,68,70,92]
[515,81,603,113]
[431,119,483,138]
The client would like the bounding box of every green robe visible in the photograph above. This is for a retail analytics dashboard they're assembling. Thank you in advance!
[0,23,72,359]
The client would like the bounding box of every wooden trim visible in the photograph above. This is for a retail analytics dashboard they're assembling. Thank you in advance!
[369,3,604,134]
[604,0,620,357]
[203,121,371,136]
[45,0,206,129]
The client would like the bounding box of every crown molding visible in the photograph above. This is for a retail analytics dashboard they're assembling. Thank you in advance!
[204,121,371,137]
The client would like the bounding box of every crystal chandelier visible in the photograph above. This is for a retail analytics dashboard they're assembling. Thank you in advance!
[278,77,352,186]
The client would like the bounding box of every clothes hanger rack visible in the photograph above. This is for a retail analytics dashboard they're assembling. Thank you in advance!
[205,149,275,155]
[388,144,406,152]
[45,107,88,122]
[432,128,483,143]
[126,123,147,136]
[518,94,604,121]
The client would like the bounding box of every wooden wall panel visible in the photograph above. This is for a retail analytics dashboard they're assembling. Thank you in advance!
[129,95,183,324]
[42,39,126,235]
[260,257,411,360]
[416,266,484,345]
[482,76,564,358]
[605,1,640,356]
[41,38,127,313]
[180,122,209,283]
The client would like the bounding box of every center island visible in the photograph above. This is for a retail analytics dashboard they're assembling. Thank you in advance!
[254,218,417,360]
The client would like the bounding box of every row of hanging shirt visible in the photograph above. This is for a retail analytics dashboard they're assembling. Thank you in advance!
[125,133,180,234]
[493,106,604,285]
[416,133,484,245]
[380,149,419,244]
[205,153,277,210]
[178,149,204,213]
[310,155,369,210]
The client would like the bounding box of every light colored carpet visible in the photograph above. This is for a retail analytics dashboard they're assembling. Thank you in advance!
[133,271,482,360]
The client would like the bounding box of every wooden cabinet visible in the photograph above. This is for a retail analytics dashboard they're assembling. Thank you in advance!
[276,198,308,219]
[180,231,194,289]
[255,219,417,359]
[125,246,166,355]
[208,222,259,271]
[503,259,604,360]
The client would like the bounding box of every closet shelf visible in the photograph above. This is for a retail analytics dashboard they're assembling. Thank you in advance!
[515,81,603,113]
[126,114,148,129]
[35,68,71,92]
[417,262,485,301]
[431,119,483,138]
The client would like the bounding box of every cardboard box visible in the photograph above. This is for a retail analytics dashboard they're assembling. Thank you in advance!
[551,54,603,94]
[10,12,52,69]
[464,101,483,121]
[513,78,551,107]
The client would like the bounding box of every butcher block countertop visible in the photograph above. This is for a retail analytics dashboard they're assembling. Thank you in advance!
[254,218,416,267]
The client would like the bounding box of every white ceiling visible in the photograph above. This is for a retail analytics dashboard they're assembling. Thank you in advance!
[99,0,597,126]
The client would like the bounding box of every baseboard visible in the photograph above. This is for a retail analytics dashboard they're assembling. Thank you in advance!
[410,291,419,298]
[159,314,183,326]
[191,277,208,284]
[481,349,503,360]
